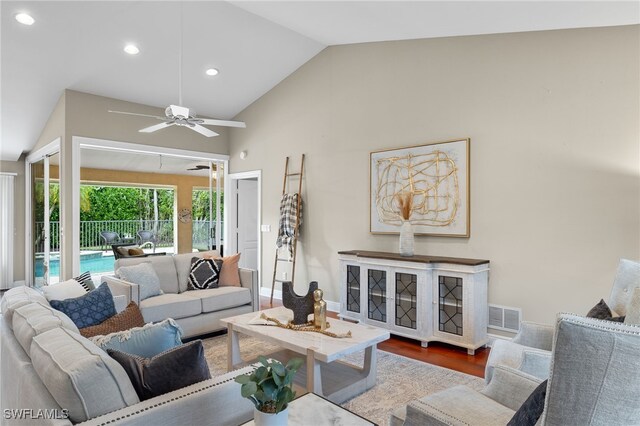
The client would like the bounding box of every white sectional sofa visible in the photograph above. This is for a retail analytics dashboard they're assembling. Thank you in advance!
[102,250,259,338]
[0,285,256,426]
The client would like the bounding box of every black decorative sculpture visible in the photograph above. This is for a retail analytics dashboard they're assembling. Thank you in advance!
[282,281,318,325]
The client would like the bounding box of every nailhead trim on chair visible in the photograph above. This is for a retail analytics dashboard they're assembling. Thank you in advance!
[558,313,640,335]
[92,365,258,425]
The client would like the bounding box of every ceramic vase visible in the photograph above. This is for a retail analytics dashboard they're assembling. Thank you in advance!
[253,407,289,426]
[399,220,414,257]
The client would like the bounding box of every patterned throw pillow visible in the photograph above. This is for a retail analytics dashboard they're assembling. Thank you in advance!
[49,283,117,329]
[74,271,96,292]
[108,340,211,401]
[79,302,145,338]
[187,257,222,290]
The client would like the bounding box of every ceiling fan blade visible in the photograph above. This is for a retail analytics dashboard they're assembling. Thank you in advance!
[139,122,175,133]
[108,110,166,120]
[198,118,246,128]
[190,124,219,137]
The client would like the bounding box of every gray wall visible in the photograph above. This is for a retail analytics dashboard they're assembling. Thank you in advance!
[229,25,640,324]
[0,158,26,283]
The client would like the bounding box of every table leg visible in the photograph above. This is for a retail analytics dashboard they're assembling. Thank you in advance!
[363,345,377,388]
[306,348,323,395]
[227,323,242,372]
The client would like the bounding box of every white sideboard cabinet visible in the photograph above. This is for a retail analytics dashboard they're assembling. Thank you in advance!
[338,250,490,355]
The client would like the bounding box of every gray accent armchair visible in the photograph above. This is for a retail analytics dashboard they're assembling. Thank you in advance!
[485,258,640,384]
[394,314,640,426]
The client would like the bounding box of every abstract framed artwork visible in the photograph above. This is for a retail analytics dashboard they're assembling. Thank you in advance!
[370,138,470,237]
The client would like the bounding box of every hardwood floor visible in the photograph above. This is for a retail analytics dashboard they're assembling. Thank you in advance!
[260,297,489,378]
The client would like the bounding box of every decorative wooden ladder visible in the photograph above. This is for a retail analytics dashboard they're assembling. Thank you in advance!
[270,154,305,307]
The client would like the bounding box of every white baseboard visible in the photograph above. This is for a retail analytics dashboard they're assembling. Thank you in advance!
[259,287,340,313]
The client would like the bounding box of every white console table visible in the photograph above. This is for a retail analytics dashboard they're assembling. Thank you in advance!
[338,250,490,355]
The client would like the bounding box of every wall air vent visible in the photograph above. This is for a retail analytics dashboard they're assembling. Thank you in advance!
[488,304,521,333]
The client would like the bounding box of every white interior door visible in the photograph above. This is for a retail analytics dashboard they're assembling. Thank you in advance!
[236,178,258,270]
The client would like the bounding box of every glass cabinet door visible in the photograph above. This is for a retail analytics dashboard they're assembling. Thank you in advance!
[395,272,418,330]
[367,269,387,322]
[438,275,463,336]
[346,265,361,313]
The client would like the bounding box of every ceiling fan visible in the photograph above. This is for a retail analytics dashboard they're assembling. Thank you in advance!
[109,106,246,138]
[107,3,245,138]
[187,164,211,171]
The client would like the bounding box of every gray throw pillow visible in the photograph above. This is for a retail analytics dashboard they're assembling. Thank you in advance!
[507,380,547,426]
[107,340,211,400]
[586,299,625,322]
[187,257,222,290]
[116,263,163,300]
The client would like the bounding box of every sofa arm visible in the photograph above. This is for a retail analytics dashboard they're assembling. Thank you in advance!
[512,321,554,351]
[481,365,543,411]
[519,350,552,380]
[78,364,258,426]
[239,268,259,310]
[102,276,140,306]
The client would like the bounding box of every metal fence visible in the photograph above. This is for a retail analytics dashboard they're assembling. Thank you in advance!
[35,219,220,253]
[35,220,175,252]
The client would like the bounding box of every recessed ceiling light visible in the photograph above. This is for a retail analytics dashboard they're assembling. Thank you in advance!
[124,44,140,55]
[205,68,219,76]
[15,13,35,26]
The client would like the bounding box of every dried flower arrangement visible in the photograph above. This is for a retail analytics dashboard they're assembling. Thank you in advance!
[395,191,413,221]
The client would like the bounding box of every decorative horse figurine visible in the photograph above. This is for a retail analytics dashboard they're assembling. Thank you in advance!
[282,281,318,325]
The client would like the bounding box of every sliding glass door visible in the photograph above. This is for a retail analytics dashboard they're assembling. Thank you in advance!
[32,152,60,286]
[191,161,224,253]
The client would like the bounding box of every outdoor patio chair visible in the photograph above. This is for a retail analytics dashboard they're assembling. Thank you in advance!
[137,230,157,252]
[99,231,120,251]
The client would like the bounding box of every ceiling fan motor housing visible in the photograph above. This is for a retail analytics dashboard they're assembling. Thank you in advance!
[167,104,191,119]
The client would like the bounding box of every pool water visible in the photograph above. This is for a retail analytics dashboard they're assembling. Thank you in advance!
[35,253,115,278]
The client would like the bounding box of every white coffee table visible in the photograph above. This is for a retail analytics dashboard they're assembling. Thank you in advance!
[241,393,374,425]
[221,307,390,404]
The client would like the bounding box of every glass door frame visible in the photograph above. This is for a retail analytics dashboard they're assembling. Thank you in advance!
[25,139,61,286]
[71,137,228,277]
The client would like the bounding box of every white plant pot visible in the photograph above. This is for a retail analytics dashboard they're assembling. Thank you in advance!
[254,407,289,426]
[399,220,415,257]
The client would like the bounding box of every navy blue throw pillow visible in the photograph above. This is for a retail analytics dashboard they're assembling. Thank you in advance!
[50,282,117,329]
[507,380,548,426]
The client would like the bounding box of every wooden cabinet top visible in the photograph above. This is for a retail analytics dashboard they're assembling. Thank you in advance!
[338,250,490,266]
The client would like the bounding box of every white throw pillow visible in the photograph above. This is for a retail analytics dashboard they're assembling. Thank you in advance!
[116,262,163,300]
[42,279,87,301]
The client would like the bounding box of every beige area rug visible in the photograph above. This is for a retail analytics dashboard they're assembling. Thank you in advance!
[201,334,484,426]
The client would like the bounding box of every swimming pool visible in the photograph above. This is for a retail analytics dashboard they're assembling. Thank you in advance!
[34,253,115,277]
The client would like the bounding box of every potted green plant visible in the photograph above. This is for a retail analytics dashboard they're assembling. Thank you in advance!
[235,356,303,426]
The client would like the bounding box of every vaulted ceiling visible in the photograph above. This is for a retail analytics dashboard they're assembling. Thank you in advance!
[1,1,637,161]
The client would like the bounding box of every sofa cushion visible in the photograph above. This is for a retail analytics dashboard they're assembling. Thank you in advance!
[30,327,140,423]
[406,385,515,426]
[139,293,202,322]
[108,340,211,401]
[175,250,220,293]
[0,285,48,327]
[90,318,182,358]
[49,282,117,329]
[116,255,180,294]
[182,286,252,313]
[80,302,146,338]
[116,262,164,300]
[12,302,79,354]
[42,279,87,301]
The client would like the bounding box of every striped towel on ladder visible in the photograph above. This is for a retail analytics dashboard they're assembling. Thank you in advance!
[276,193,302,259]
